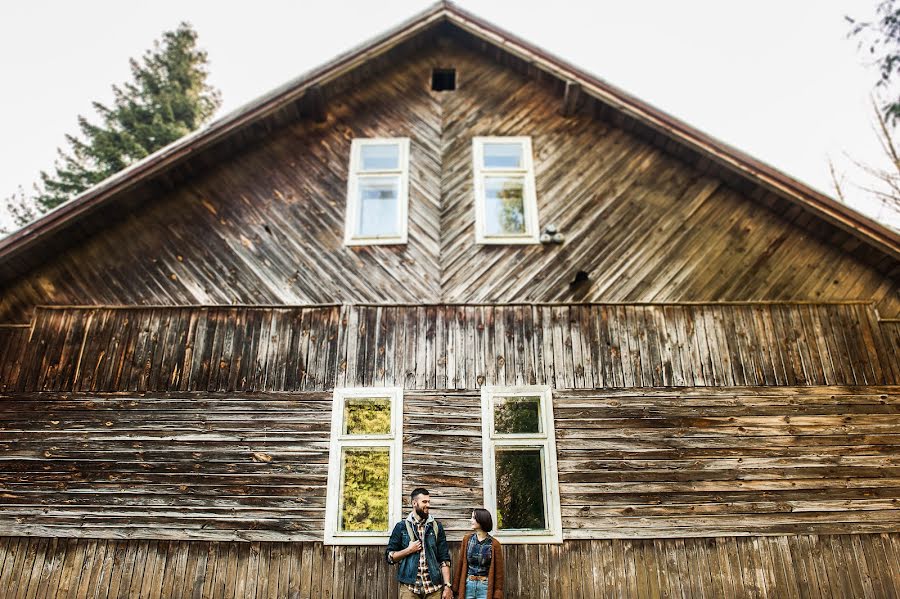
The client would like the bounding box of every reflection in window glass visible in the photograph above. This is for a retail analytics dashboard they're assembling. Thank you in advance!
[344,397,392,435]
[357,177,399,237]
[340,447,390,532]
[494,396,541,434]
[360,144,400,171]
[483,143,523,169]
[484,176,525,236]
[495,448,546,530]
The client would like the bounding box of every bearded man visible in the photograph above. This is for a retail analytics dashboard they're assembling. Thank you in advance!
[385,488,453,599]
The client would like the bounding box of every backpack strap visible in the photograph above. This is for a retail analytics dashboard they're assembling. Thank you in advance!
[404,518,441,543]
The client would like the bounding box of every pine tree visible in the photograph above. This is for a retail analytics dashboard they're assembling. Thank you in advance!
[3,22,221,229]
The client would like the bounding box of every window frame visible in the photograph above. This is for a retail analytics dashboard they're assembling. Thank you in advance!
[324,387,404,545]
[344,138,411,246]
[480,385,563,544]
[471,136,540,245]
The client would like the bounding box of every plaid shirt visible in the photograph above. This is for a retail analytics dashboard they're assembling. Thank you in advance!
[407,512,449,595]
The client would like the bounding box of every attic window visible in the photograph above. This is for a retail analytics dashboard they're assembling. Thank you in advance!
[344,138,410,246]
[431,68,456,91]
[472,136,540,244]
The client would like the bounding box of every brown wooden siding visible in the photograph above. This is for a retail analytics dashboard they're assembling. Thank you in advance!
[6,303,896,394]
[2,41,897,324]
[0,326,28,392]
[1,534,899,598]
[882,321,900,382]
[1,304,897,540]
[1,386,898,541]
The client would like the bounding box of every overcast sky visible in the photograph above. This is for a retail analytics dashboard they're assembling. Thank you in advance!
[2,0,898,231]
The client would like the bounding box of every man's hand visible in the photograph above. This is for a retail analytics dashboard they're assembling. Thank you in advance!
[442,585,453,599]
[405,539,422,555]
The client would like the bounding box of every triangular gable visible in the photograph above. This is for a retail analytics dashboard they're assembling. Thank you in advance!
[1,0,897,285]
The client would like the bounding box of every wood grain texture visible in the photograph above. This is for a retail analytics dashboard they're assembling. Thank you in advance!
[2,304,897,540]
[6,303,896,394]
[1,40,897,324]
[1,386,898,541]
[0,535,898,598]
[0,326,29,392]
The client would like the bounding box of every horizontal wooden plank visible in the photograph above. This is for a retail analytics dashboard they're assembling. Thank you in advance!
[0,385,899,540]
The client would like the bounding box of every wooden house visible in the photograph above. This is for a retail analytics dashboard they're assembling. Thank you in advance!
[1,3,899,596]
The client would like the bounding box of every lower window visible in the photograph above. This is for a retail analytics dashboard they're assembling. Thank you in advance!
[480,386,563,543]
[324,388,403,544]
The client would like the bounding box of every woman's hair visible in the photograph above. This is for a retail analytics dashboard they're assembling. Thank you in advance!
[472,508,493,533]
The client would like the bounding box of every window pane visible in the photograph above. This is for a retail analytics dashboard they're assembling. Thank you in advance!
[483,143,523,169]
[360,144,400,170]
[495,448,547,530]
[357,176,399,237]
[494,396,541,434]
[343,397,391,435]
[340,447,390,532]
[484,176,526,236]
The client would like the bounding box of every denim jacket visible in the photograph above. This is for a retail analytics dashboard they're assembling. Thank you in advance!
[385,512,451,585]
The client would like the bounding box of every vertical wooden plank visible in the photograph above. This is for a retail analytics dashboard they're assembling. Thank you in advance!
[81,539,111,599]
[512,305,527,387]
[292,543,312,599]
[331,546,346,599]
[254,542,271,599]
[162,541,190,599]
[601,540,620,599]
[883,533,900,595]
[622,539,639,599]
[16,537,47,599]
[34,538,64,599]
[548,542,562,599]
[56,538,88,599]
[434,306,447,392]
[320,545,334,599]
[714,537,739,599]
[113,539,141,599]
[444,306,458,390]
[812,536,853,599]
[220,541,239,599]
[275,542,291,599]
[699,538,726,598]
[843,535,877,599]
[569,307,586,390]
[796,535,827,599]
[599,306,622,388]
[647,540,668,599]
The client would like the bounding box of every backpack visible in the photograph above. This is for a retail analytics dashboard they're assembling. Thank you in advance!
[404,517,440,544]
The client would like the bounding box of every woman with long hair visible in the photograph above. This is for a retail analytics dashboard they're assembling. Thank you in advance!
[452,508,504,599]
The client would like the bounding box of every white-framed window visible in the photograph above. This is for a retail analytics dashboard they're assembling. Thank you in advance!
[324,387,404,545]
[480,385,562,544]
[472,136,540,244]
[344,138,410,245]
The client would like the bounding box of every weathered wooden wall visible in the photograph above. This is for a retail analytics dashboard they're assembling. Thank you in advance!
[3,303,895,394]
[2,40,897,324]
[1,534,899,599]
[0,325,28,390]
[2,387,898,541]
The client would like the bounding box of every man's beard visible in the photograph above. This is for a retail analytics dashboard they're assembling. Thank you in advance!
[415,506,428,519]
